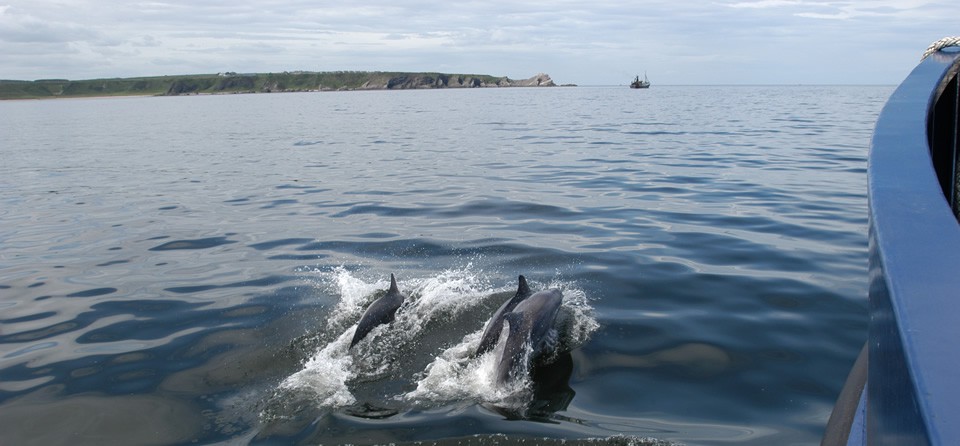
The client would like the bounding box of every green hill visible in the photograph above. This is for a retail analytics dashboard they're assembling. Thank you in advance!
[0,71,557,100]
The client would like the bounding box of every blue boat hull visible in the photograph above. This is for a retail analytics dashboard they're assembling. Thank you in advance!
[825,45,960,445]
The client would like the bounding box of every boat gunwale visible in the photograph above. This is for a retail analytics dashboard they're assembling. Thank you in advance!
[864,47,960,444]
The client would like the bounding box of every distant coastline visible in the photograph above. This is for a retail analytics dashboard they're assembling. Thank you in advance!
[0,71,570,100]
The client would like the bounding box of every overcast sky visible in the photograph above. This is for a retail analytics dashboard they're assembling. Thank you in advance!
[0,1,955,85]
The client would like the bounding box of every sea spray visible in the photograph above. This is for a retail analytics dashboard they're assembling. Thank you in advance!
[277,267,598,415]
[405,279,599,410]
[279,329,357,407]
[324,266,386,331]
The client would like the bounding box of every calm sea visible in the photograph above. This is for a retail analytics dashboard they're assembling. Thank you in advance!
[0,85,890,445]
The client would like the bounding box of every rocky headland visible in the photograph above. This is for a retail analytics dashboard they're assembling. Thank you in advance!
[358,73,557,90]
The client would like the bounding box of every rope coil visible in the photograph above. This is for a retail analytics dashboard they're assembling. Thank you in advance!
[922,36,960,60]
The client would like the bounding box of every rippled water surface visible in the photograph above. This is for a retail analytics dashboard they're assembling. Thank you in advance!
[0,86,890,445]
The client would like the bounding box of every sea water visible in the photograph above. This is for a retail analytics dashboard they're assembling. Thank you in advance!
[0,85,891,445]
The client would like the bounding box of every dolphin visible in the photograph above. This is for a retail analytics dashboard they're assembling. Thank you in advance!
[475,275,533,356]
[350,274,406,348]
[495,288,563,385]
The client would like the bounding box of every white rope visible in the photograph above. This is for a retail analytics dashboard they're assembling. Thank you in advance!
[922,36,960,60]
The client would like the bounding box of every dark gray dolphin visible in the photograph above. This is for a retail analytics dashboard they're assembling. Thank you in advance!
[495,288,563,385]
[350,274,405,348]
[475,275,532,356]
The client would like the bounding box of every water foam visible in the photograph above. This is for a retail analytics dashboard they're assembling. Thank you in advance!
[405,279,600,410]
[279,328,357,406]
[324,266,386,330]
[404,330,529,406]
[280,266,598,413]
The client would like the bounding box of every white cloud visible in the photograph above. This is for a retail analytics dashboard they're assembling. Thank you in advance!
[0,6,99,43]
[725,0,805,8]
[0,0,956,84]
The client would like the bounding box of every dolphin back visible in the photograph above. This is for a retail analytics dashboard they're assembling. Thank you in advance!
[475,275,532,356]
[350,274,406,348]
[523,289,563,349]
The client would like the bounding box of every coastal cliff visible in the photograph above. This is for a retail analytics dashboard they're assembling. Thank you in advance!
[360,73,556,90]
[0,71,560,99]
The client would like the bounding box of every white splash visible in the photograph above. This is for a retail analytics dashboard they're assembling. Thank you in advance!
[280,267,598,412]
[281,266,497,407]
[279,329,357,407]
[391,266,492,336]
[549,282,601,353]
[404,279,599,407]
[324,266,386,330]
[404,330,529,406]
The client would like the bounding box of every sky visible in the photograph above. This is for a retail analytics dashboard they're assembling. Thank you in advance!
[0,0,955,85]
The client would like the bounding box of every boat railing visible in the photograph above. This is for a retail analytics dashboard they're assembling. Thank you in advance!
[850,43,960,445]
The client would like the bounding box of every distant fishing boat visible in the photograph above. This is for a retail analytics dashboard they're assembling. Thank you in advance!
[630,73,650,89]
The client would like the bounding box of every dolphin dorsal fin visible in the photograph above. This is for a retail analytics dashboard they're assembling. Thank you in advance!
[389,274,399,293]
[517,275,531,298]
